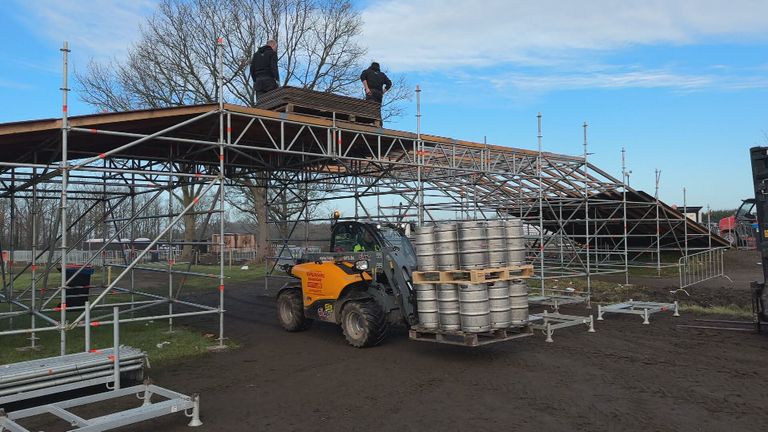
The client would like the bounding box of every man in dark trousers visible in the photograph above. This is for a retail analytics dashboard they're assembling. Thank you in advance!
[360,62,392,104]
[251,39,280,100]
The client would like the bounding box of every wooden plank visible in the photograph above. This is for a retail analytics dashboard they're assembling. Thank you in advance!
[255,86,381,123]
[412,265,534,284]
[0,104,217,136]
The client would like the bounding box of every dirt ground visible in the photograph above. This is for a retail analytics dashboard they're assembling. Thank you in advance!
[595,249,763,308]
[11,250,768,431]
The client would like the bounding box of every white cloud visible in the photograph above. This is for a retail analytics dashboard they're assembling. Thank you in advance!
[361,0,768,71]
[13,0,155,60]
[0,78,33,90]
[488,69,716,92]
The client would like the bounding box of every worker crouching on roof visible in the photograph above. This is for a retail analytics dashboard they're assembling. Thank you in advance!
[251,39,280,100]
[360,62,392,104]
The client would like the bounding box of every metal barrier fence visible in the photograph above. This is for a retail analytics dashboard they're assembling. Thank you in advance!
[678,247,727,288]
[5,249,260,268]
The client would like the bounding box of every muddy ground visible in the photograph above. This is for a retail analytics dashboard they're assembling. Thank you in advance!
[13,250,768,431]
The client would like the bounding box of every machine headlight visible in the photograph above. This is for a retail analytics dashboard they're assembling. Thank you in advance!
[354,260,369,271]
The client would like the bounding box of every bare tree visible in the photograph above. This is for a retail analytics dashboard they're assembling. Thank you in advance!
[76,0,410,262]
[226,175,327,261]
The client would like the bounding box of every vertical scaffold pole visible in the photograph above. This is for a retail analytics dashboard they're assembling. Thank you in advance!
[655,169,661,276]
[112,306,120,390]
[217,37,226,349]
[101,164,108,303]
[9,168,16,330]
[416,85,424,226]
[130,173,136,318]
[59,41,71,356]
[30,160,38,349]
[621,147,628,285]
[707,204,712,250]
[683,187,689,258]
[167,150,174,333]
[583,122,591,301]
[537,113,545,295]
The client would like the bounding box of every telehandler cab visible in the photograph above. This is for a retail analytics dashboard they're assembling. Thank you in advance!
[277,221,418,347]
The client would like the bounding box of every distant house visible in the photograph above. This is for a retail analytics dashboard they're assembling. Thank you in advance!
[211,233,257,253]
[672,205,703,223]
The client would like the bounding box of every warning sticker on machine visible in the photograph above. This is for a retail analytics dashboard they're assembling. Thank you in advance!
[306,271,325,294]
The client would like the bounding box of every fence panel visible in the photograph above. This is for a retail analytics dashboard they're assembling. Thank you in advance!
[678,247,726,288]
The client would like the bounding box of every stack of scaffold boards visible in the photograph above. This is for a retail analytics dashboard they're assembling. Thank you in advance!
[0,309,202,431]
[0,349,203,432]
[410,219,535,347]
[0,347,145,406]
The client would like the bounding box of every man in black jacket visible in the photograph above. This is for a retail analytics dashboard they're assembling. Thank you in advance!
[360,62,392,104]
[251,39,280,99]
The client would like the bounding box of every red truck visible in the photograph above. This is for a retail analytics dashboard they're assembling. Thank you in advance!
[719,198,757,247]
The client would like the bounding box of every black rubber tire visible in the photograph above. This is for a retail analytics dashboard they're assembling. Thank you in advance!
[276,289,313,332]
[340,300,389,348]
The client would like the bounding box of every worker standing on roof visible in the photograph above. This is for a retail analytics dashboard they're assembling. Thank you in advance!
[251,39,280,100]
[360,62,392,104]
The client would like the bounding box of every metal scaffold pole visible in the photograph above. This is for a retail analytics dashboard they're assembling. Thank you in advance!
[537,113,545,295]
[683,187,689,257]
[59,41,71,356]
[9,168,16,330]
[416,85,424,227]
[583,122,591,301]
[29,161,38,349]
[216,37,226,349]
[167,151,174,334]
[707,204,712,250]
[655,169,661,276]
[621,147,629,285]
[130,173,136,318]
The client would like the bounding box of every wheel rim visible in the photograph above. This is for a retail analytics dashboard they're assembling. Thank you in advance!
[345,310,366,340]
[724,232,736,245]
[278,298,294,324]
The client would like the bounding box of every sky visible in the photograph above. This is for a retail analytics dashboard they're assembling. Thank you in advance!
[1,0,767,210]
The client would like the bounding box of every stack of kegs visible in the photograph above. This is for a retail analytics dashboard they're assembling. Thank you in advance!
[412,220,529,333]
[412,219,527,270]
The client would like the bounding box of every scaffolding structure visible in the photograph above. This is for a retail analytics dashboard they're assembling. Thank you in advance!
[0,42,726,354]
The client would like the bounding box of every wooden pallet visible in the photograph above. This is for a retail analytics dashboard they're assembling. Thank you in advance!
[255,86,382,126]
[408,325,533,347]
[412,264,534,284]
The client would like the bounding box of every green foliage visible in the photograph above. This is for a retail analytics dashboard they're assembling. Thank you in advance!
[709,208,737,221]
[0,320,230,366]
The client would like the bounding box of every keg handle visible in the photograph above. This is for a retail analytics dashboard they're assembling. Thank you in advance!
[455,223,462,269]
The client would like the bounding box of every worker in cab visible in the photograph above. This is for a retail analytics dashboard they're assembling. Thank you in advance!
[353,230,377,252]
[360,62,392,104]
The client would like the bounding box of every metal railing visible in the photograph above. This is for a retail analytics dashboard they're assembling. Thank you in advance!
[678,247,727,288]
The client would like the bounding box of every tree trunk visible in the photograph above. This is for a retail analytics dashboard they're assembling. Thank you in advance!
[250,184,269,263]
[180,184,197,262]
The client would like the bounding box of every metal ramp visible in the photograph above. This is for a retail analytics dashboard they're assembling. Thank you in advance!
[597,300,679,324]
[529,310,595,343]
[0,308,202,431]
[0,381,201,431]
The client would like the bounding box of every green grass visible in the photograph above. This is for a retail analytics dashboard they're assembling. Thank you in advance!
[527,275,756,318]
[0,266,244,366]
[627,265,680,278]
[129,263,268,292]
[1,269,106,293]
[680,304,753,319]
[1,263,267,296]
[0,317,231,366]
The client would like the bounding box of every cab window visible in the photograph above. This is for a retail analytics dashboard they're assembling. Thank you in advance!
[332,224,358,252]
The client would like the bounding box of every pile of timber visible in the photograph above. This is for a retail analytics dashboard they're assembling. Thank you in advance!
[255,86,381,126]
